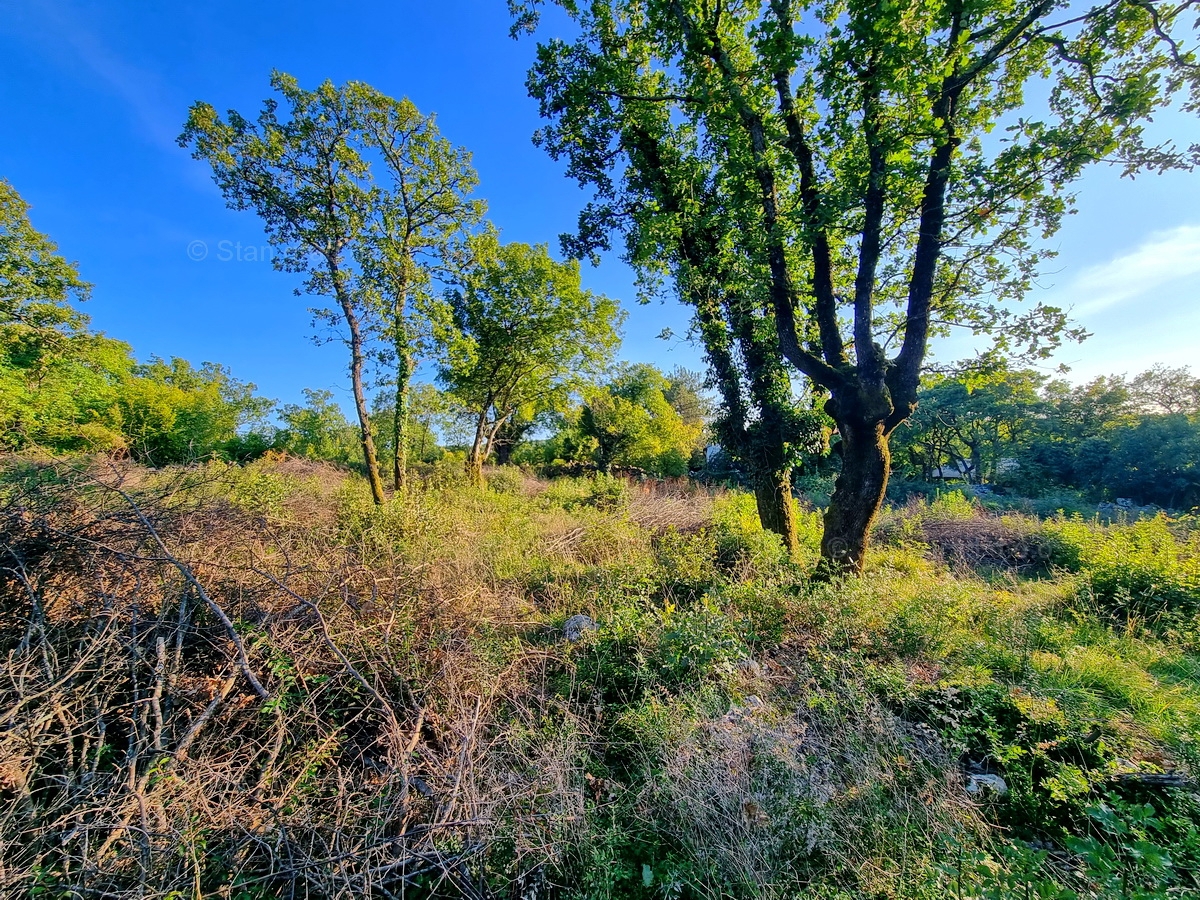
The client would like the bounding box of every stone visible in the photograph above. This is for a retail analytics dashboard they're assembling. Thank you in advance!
[563,614,598,642]
[735,657,764,677]
[966,773,1008,796]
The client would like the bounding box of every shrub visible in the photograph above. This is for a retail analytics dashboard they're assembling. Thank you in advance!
[485,464,526,496]
[542,472,629,512]
[710,492,810,575]
[1046,515,1200,621]
[656,598,747,682]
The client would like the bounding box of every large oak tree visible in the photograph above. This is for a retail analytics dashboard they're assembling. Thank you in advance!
[513,0,1198,572]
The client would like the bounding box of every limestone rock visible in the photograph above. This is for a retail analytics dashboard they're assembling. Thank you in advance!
[563,614,598,642]
[966,773,1008,796]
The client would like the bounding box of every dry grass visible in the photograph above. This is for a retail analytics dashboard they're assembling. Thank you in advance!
[625,477,723,535]
[0,457,584,898]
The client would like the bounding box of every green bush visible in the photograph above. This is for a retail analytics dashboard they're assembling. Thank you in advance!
[485,464,526,495]
[656,598,747,682]
[710,492,799,575]
[652,526,719,604]
[1046,515,1200,621]
[542,472,629,512]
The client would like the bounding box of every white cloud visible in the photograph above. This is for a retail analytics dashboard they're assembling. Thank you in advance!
[1065,225,1200,316]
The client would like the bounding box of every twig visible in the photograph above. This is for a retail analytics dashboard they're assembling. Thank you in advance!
[96,477,269,700]
[173,672,238,759]
[252,565,406,760]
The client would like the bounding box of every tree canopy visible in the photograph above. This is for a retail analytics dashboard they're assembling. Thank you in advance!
[892,363,1200,508]
[576,363,708,476]
[1,179,271,463]
[514,0,1199,570]
[434,233,623,483]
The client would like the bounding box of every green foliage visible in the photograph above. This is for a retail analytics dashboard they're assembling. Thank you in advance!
[656,598,747,682]
[358,92,484,486]
[1046,516,1200,622]
[0,177,90,333]
[1086,415,1200,509]
[515,0,1197,568]
[894,364,1200,509]
[2,179,272,464]
[571,363,706,477]
[541,472,629,512]
[433,232,623,479]
[116,356,273,464]
[182,72,480,499]
[277,388,360,465]
[710,491,820,573]
[485,465,526,496]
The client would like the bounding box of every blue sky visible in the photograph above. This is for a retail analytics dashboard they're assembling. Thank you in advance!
[2,0,1198,412]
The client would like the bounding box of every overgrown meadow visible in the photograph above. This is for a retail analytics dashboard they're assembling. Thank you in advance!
[3,454,1198,899]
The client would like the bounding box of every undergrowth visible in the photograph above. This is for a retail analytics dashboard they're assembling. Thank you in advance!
[1,455,1198,898]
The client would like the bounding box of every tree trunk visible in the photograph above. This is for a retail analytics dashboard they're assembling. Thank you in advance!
[820,414,890,576]
[467,451,484,487]
[494,439,514,466]
[332,270,386,505]
[753,467,799,556]
[392,345,411,492]
[391,275,411,492]
[467,407,489,488]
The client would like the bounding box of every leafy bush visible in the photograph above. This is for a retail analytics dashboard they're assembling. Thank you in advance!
[1046,515,1200,621]
[652,526,719,604]
[542,472,629,512]
[485,464,526,495]
[656,599,747,682]
[710,492,809,575]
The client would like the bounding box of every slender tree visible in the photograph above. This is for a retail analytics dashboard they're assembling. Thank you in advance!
[514,0,1198,572]
[181,74,389,502]
[358,95,485,490]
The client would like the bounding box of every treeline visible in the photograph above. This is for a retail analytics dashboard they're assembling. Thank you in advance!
[1,180,261,463]
[10,168,1199,508]
[892,363,1200,508]
[2,175,706,475]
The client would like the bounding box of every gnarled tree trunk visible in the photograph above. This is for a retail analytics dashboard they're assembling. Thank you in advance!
[815,376,899,577]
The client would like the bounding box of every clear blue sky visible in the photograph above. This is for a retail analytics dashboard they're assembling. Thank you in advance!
[2,0,1198,412]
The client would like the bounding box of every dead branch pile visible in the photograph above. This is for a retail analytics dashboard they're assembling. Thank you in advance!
[0,459,568,899]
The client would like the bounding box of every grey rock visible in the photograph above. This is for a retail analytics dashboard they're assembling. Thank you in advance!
[735,657,764,677]
[966,774,1008,796]
[563,614,598,642]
